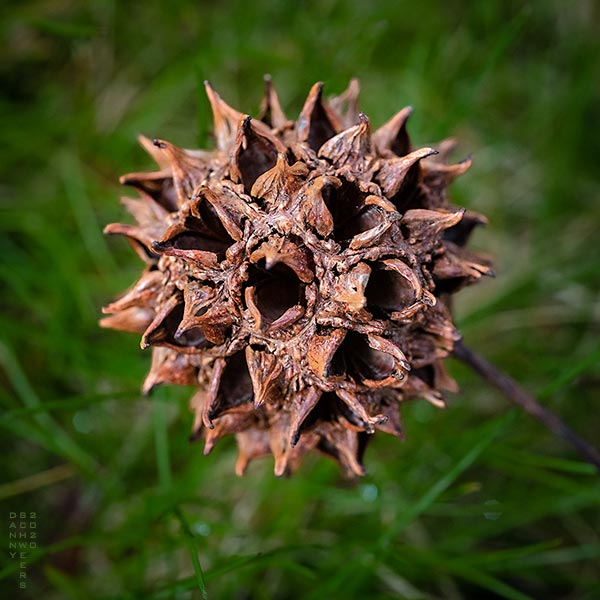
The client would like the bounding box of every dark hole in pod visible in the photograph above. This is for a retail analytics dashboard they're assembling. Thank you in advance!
[123,176,178,213]
[296,392,372,443]
[237,134,278,195]
[247,261,303,326]
[149,302,211,349]
[432,276,464,296]
[307,103,337,153]
[330,332,395,382]
[298,392,338,433]
[322,180,382,243]
[356,431,369,463]
[443,217,480,247]
[412,365,435,388]
[399,222,412,241]
[193,198,233,241]
[285,148,298,164]
[211,351,254,419]
[160,202,234,260]
[389,164,422,213]
[129,238,161,264]
[391,127,411,158]
[334,394,372,430]
[365,265,417,315]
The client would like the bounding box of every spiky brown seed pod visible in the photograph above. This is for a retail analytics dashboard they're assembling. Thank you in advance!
[101,79,492,477]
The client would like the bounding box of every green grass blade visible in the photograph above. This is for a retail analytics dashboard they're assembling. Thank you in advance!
[0,341,98,476]
[173,507,209,600]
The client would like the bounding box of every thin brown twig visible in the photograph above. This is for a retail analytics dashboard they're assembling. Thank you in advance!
[453,338,600,475]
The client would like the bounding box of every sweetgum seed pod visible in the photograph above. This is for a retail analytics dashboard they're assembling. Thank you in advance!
[101,79,492,477]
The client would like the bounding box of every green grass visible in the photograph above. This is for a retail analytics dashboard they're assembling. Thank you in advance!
[1,0,599,598]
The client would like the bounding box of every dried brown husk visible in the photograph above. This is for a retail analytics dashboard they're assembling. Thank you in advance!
[102,79,490,477]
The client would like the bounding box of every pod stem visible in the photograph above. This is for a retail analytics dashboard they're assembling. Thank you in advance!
[453,339,600,475]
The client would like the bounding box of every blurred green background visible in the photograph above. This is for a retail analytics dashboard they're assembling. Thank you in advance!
[1,1,600,598]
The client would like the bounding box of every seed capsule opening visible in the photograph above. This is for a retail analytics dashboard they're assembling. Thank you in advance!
[365,265,417,314]
[323,180,383,243]
[210,352,255,421]
[331,332,396,382]
[143,300,211,351]
[247,261,304,327]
